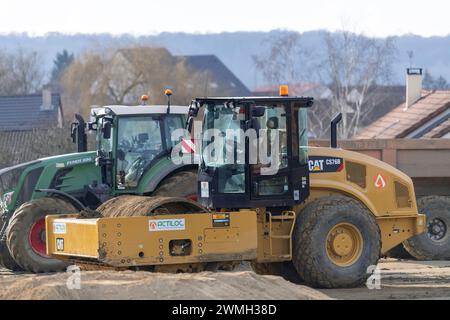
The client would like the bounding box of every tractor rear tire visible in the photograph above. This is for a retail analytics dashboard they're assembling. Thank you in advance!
[6,197,77,273]
[292,195,381,288]
[153,170,198,200]
[403,196,450,260]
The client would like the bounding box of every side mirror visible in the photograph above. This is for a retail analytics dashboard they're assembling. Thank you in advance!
[187,117,194,133]
[71,114,88,152]
[103,121,112,139]
[252,107,265,117]
[266,117,279,129]
[70,122,78,143]
[138,133,149,143]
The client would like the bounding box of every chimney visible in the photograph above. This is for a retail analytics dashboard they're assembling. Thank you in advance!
[40,88,54,110]
[405,68,423,109]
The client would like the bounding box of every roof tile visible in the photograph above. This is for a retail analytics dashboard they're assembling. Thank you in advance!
[355,90,450,139]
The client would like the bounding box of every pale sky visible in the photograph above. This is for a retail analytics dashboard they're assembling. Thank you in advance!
[1,0,449,37]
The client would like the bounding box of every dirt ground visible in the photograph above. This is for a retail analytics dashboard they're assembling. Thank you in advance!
[320,259,450,300]
[1,259,450,300]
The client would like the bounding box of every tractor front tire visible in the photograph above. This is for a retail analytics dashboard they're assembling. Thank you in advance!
[0,244,22,271]
[292,195,381,288]
[6,197,77,273]
[403,196,450,260]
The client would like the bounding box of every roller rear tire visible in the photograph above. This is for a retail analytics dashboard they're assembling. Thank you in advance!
[403,196,450,260]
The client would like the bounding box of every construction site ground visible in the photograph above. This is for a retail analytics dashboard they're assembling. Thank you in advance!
[1,259,450,300]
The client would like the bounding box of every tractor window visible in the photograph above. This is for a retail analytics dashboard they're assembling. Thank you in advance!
[116,116,163,189]
[164,115,184,148]
[98,118,113,154]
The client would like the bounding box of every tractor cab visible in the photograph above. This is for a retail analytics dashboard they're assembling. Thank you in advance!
[71,98,189,193]
[93,105,188,190]
[192,94,313,209]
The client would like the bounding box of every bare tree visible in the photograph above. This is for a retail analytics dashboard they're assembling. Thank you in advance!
[253,30,396,138]
[320,31,396,138]
[61,46,211,122]
[0,49,45,95]
[253,32,309,85]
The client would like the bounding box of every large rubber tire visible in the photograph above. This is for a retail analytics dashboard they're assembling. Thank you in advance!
[0,218,22,270]
[0,244,22,271]
[385,243,414,260]
[403,196,450,260]
[251,261,304,283]
[292,195,381,288]
[153,170,198,200]
[6,197,77,273]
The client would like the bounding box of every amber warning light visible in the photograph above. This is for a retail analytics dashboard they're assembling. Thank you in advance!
[141,95,149,105]
[279,85,289,96]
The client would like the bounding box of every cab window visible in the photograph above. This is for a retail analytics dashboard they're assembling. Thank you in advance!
[116,116,162,189]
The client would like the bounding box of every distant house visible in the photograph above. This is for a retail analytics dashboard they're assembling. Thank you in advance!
[0,90,64,167]
[0,90,63,131]
[356,69,450,139]
[181,55,251,96]
[114,48,251,99]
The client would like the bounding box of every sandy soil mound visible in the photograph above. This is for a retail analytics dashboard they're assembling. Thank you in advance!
[0,270,330,300]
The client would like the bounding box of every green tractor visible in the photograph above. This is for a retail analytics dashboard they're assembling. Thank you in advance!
[0,95,197,273]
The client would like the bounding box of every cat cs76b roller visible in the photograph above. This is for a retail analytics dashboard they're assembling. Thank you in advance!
[45,88,426,288]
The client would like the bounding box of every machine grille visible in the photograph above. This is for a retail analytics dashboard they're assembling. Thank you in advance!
[395,181,411,208]
[345,161,366,189]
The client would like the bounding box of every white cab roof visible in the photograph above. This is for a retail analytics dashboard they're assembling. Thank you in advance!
[92,105,189,116]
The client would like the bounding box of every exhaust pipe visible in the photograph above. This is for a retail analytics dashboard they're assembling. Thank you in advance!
[330,113,342,149]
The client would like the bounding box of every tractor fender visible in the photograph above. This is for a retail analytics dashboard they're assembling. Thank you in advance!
[35,189,86,211]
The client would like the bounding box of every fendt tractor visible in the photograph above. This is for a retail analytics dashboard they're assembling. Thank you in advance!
[44,89,425,288]
[0,91,197,273]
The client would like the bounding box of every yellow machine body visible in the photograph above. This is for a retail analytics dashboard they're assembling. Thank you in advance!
[46,211,258,268]
[46,147,425,268]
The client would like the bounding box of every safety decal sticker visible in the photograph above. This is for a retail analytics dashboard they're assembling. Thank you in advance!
[53,222,67,234]
[212,213,230,227]
[200,181,209,198]
[56,238,64,251]
[149,219,185,232]
[308,156,344,173]
[374,174,387,188]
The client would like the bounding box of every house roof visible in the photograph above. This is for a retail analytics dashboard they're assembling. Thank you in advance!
[422,117,450,138]
[0,93,62,131]
[181,55,251,96]
[355,90,450,139]
[0,130,36,167]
